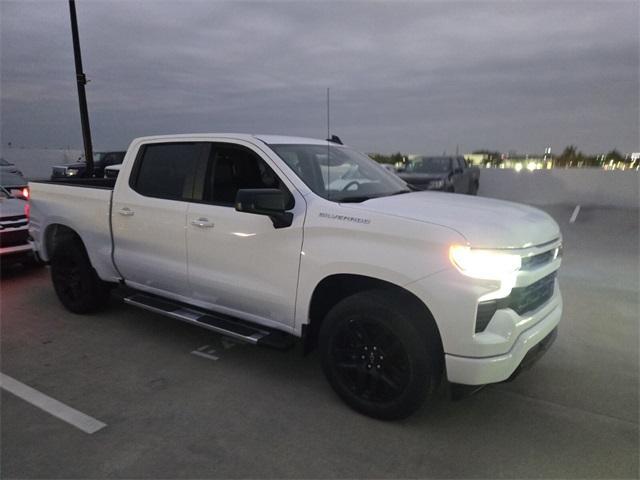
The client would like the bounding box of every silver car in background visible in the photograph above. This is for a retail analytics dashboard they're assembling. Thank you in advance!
[0,186,34,263]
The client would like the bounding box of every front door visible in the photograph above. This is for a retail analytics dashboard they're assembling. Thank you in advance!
[186,142,305,328]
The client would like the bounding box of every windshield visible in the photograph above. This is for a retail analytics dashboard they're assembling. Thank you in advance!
[270,144,409,202]
[407,157,451,174]
[0,158,11,166]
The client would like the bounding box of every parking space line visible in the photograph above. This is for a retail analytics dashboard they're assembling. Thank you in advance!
[0,373,106,434]
[191,345,219,361]
[569,205,581,223]
[191,350,220,361]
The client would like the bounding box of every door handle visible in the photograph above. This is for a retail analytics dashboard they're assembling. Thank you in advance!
[190,218,214,228]
[118,207,134,217]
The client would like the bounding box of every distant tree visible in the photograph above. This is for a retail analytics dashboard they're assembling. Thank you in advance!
[368,152,406,165]
[605,149,625,163]
[472,150,502,165]
[556,145,581,167]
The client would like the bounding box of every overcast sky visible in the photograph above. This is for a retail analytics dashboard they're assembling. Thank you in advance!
[1,0,638,154]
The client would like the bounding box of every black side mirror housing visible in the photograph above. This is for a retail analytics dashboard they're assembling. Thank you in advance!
[235,189,293,229]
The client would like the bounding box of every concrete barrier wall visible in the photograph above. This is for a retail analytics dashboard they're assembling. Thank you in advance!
[478,168,639,208]
[3,148,639,208]
[1,148,83,180]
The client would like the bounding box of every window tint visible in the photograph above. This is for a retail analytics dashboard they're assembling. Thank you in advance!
[133,143,200,200]
[203,143,290,206]
[103,152,125,166]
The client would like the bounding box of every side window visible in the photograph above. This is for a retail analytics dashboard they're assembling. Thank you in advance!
[202,143,291,207]
[104,152,125,166]
[132,143,201,201]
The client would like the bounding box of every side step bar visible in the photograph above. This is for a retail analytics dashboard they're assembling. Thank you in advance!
[123,293,295,349]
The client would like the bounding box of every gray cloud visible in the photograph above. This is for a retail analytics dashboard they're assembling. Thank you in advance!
[1,0,638,154]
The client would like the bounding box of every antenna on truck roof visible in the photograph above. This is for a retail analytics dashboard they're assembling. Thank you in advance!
[326,88,331,201]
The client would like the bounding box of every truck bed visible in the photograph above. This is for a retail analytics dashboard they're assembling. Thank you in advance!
[28,180,121,282]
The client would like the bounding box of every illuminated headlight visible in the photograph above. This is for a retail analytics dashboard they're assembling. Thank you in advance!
[449,245,521,280]
[66,168,79,176]
[429,180,445,189]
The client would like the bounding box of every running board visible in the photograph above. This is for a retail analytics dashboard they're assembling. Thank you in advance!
[123,293,294,349]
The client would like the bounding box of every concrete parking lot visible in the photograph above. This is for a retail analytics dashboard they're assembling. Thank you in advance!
[1,205,638,478]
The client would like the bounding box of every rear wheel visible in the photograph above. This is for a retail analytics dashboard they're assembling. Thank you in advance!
[50,237,111,313]
[319,290,438,420]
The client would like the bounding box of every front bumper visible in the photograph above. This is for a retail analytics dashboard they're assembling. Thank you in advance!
[445,295,562,385]
[0,241,35,259]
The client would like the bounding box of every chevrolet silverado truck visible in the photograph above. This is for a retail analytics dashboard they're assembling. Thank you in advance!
[398,156,480,194]
[29,134,562,420]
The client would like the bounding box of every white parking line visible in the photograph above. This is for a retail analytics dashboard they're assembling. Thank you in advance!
[191,346,219,361]
[0,373,106,434]
[569,205,581,223]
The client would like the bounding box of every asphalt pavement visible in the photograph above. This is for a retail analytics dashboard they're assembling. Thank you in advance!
[1,205,638,478]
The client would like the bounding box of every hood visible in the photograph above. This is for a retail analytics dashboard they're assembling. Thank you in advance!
[351,192,560,249]
[0,197,27,218]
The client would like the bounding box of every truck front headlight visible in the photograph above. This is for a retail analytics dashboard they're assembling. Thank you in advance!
[449,245,521,280]
[66,168,79,176]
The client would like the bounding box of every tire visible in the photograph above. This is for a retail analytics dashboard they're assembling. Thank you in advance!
[319,290,439,420]
[50,236,111,314]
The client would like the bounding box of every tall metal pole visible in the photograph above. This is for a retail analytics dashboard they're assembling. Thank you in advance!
[69,0,94,177]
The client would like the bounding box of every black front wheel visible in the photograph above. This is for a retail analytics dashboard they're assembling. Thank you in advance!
[319,290,438,420]
[50,237,111,314]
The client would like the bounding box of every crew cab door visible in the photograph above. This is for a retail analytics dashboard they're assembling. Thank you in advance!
[112,142,204,296]
[185,141,304,328]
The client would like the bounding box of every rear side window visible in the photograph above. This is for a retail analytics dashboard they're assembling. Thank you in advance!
[132,143,201,200]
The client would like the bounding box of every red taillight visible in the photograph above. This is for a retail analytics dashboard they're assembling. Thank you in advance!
[24,202,30,219]
[21,187,29,200]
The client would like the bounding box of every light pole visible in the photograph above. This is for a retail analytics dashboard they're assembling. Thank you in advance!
[68,0,94,177]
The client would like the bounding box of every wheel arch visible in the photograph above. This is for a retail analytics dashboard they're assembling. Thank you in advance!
[43,223,82,261]
[304,274,444,364]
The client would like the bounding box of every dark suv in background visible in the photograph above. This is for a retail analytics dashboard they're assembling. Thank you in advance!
[397,156,480,194]
[51,151,125,179]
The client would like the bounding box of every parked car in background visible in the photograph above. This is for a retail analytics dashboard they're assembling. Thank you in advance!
[0,170,29,200]
[380,163,398,174]
[51,151,125,179]
[0,186,34,264]
[398,156,480,194]
[0,158,24,177]
[104,164,121,179]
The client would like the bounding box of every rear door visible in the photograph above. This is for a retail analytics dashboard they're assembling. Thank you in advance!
[185,141,305,328]
[112,142,204,296]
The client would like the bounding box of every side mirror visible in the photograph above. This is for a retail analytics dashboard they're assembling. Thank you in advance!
[235,189,293,229]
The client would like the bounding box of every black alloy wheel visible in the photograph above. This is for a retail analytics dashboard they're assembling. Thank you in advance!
[328,316,411,404]
[50,237,111,313]
[319,290,438,420]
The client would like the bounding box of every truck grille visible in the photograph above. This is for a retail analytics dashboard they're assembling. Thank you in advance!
[0,228,29,247]
[521,245,562,270]
[475,272,557,332]
[508,272,557,315]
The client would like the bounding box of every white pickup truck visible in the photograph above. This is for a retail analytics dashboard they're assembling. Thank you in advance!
[29,134,563,419]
